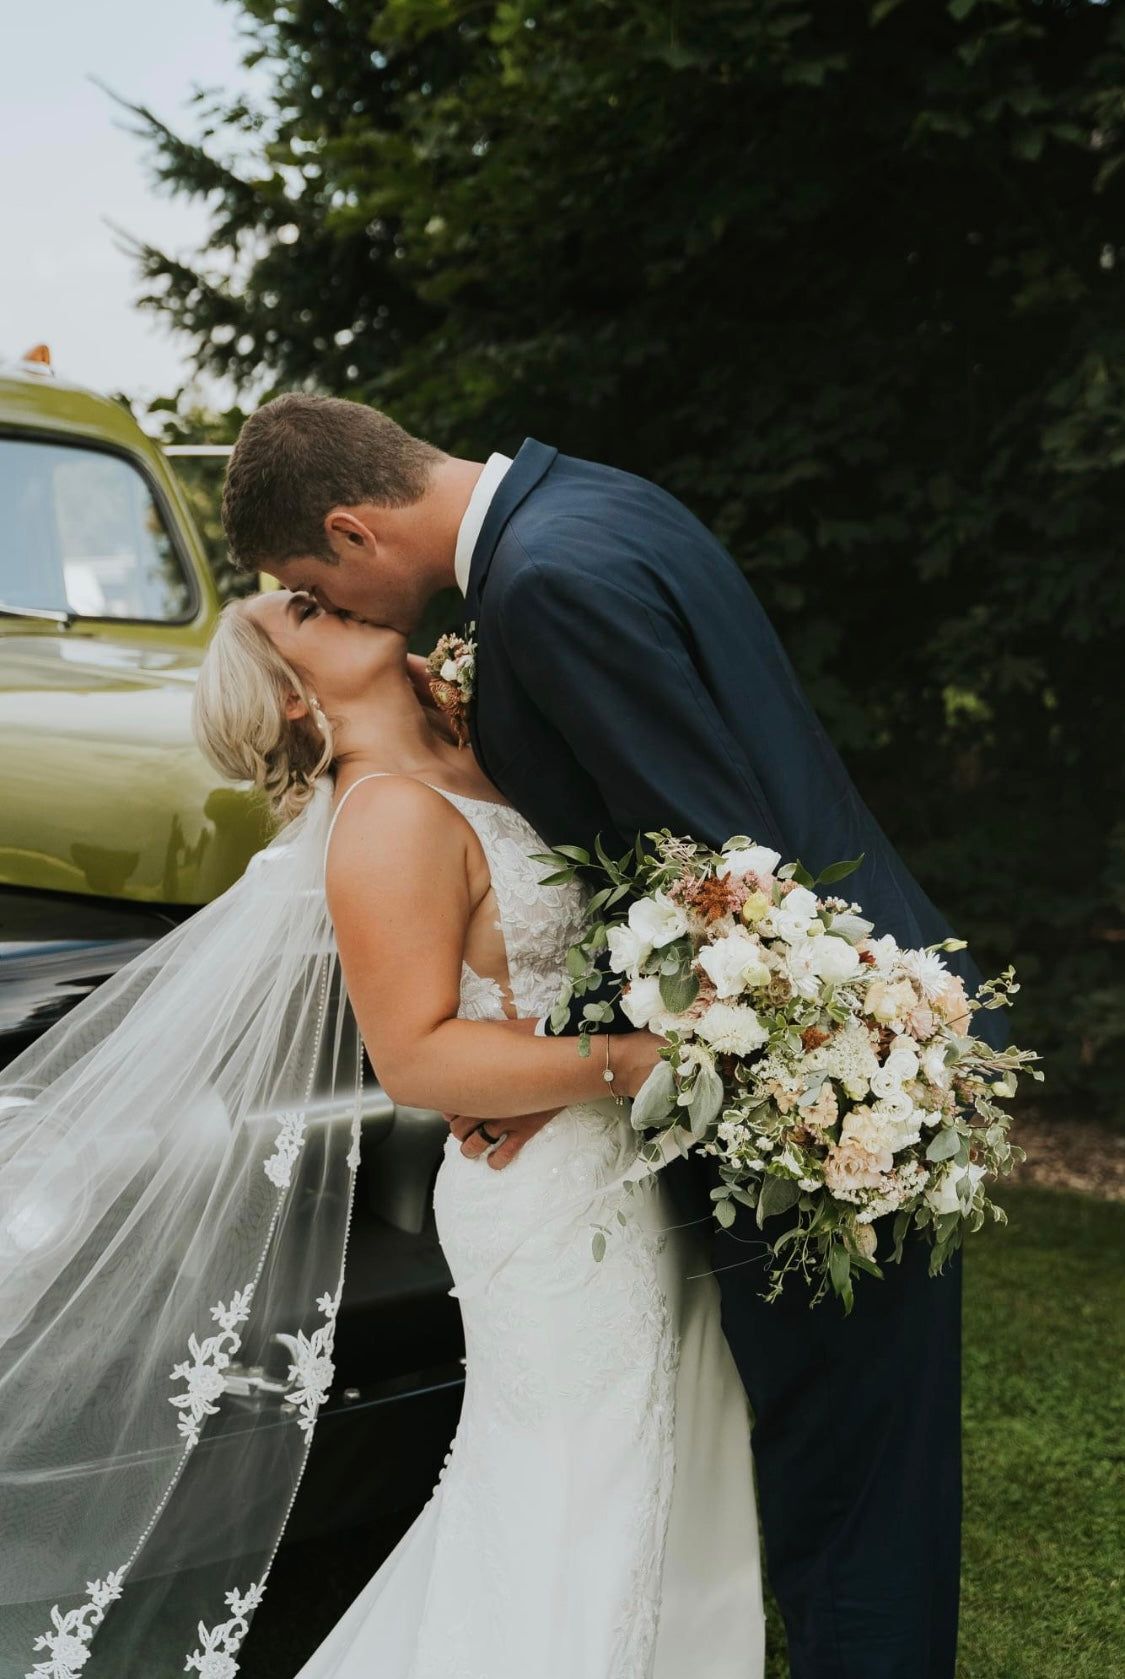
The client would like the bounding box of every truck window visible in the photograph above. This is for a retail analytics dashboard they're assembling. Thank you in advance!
[0,437,193,622]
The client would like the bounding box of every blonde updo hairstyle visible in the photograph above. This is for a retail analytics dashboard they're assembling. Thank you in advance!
[192,599,335,825]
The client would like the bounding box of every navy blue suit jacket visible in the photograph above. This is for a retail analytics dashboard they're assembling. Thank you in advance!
[464,438,994,1019]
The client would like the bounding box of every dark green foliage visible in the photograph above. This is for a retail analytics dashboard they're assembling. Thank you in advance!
[127,1,1125,1114]
[142,396,250,601]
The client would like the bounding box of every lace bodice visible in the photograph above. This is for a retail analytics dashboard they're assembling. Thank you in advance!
[325,775,589,1023]
[427,789,590,1023]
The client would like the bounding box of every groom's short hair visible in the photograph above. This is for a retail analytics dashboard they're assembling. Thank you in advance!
[222,393,442,571]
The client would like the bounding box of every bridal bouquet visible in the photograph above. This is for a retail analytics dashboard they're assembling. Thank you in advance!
[538,833,1041,1310]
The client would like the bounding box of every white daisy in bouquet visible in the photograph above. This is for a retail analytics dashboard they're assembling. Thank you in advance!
[538,832,1041,1311]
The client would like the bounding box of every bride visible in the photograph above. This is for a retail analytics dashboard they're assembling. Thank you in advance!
[200,591,765,1679]
[0,590,763,1679]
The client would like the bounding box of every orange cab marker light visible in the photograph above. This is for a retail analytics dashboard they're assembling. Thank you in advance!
[22,344,52,366]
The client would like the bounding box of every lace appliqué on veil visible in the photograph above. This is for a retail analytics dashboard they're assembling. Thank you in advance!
[26,1572,126,1679]
[277,1289,340,1444]
[184,1580,265,1679]
[263,1110,306,1189]
[169,1286,256,1447]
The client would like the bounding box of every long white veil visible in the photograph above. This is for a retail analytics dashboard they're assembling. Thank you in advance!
[0,780,362,1678]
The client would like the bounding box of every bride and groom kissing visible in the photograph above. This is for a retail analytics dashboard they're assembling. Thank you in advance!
[192,391,982,1679]
[0,391,986,1679]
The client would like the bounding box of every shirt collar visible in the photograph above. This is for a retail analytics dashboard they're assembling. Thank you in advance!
[454,452,514,597]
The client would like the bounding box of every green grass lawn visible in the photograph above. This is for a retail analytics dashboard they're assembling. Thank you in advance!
[763,1185,1125,1678]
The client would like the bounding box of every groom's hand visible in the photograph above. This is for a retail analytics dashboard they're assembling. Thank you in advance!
[446,1109,560,1171]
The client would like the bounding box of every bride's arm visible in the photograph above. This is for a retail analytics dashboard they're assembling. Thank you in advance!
[325,777,658,1118]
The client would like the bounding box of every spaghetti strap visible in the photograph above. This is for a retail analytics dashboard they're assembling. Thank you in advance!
[323,772,392,864]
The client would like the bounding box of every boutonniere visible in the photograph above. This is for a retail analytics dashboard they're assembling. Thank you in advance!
[425,625,477,749]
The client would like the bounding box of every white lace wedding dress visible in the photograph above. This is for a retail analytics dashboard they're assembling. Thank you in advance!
[297,782,765,1679]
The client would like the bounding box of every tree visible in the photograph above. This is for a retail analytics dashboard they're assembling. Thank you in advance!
[140,395,249,600]
[124,0,1125,1112]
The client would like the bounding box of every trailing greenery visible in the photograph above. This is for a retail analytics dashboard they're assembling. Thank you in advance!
[763,1183,1125,1677]
[125,0,1125,1114]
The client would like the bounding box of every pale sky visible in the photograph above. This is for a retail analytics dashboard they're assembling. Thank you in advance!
[0,0,261,408]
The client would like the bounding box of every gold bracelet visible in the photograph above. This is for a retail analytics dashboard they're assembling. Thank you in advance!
[603,1035,625,1107]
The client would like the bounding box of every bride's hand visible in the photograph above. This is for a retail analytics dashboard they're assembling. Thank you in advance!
[611,1031,668,1098]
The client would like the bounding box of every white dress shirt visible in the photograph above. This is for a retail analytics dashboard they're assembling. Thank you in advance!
[454,453,513,597]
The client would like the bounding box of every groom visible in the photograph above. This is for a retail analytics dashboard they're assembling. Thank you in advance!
[223,393,996,1679]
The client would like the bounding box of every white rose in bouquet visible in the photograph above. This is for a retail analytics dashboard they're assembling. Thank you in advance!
[885,1046,920,1084]
[628,892,689,949]
[697,928,771,998]
[717,843,782,881]
[782,941,824,999]
[607,922,652,975]
[872,1088,922,1146]
[620,976,668,1029]
[809,935,862,984]
[784,934,859,997]
[869,1065,903,1099]
[765,885,820,943]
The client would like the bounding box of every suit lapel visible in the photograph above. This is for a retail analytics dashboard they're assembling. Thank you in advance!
[461,437,558,629]
[463,438,557,776]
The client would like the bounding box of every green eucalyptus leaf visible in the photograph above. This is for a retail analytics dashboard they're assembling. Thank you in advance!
[828,1241,853,1296]
[756,1174,800,1227]
[688,1062,725,1131]
[631,1058,677,1129]
[926,1128,961,1162]
[816,854,865,886]
[659,970,699,1014]
[553,844,591,865]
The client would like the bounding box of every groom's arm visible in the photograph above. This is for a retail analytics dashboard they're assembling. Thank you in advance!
[498,551,786,854]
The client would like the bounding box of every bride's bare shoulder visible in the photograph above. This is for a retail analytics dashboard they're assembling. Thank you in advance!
[325,775,466,897]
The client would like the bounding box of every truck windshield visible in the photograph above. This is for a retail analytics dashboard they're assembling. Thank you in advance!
[0,437,193,622]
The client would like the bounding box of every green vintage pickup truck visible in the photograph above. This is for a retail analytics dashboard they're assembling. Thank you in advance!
[0,351,270,1049]
[0,348,461,1540]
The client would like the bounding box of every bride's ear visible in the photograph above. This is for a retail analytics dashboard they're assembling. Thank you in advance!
[285,691,310,722]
